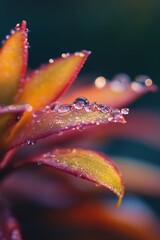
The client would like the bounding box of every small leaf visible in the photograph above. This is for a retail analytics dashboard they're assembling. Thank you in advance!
[61,75,157,108]
[17,148,124,202]
[6,100,127,150]
[0,21,28,104]
[16,51,90,110]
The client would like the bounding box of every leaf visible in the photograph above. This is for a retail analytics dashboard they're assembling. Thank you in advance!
[16,148,124,203]
[116,157,160,196]
[0,104,32,153]
[0,104,32,136]
[6,100,127,150]
[16,51,90,110]
[61,75,157,108]
[0,21,28,105]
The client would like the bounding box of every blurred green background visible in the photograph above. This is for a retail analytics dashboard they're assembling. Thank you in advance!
[1,0,160,82]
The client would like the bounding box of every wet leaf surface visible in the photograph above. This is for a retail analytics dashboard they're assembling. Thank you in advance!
[16,148,124,203]
[7,100,127,150]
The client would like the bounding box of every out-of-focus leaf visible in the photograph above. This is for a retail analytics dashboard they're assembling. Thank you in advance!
[15,148,124,204]
[0,21,28,105]
[35,201,160,240]
[6,101,127,150]
[116,157,160,196]
[16,51,90,110]
[0,198,22,240]
[61,77,157,108]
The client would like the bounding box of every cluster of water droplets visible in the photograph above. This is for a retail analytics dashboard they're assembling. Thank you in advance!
[32,97,129,125]
[94,73,153,92]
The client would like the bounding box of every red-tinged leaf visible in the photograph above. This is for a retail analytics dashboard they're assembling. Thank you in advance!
[46,201,160,240]
[0,199,22,240]
[49,111,160,149]
[15,148,124,204]
[61,75,157,108]
[0,104,32,137]
[16,51,90,110]
[6,100,127,150]
[0,21,28,105]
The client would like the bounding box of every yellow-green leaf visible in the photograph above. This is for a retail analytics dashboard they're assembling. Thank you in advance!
[16,51,90,110]
[17,148,124,203]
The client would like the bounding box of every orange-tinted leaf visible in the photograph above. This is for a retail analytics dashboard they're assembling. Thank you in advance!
[61,75,157,108]
[16,51,90,110]
[7,100,127,150]
[116,157,160,196]
[16,148,124,203]
[0,21,28,104]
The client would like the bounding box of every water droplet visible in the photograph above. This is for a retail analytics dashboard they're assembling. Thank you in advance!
[85,102,97,112]
[61,53,70,58]
[49,58,54,63]
[96,104,110,113]
[37,161,42,166]
[73,97,89,110]
[57,104,72,114]
[110,73,131,91]
[135,75,149,86]
[131,82,142,92]
[16,23,20,28]
[121,108,129,115]
[27,139,36,145]
[50,102,60,112]
[94,76,107,89]
[10,29,15,34]
[74,52,85,57]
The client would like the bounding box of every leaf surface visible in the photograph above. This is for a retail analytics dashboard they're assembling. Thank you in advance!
[61,76,157,108]
[0,21,28,104]
[16,51,90,110]
[7,101,127,150]
[17,148,124,203]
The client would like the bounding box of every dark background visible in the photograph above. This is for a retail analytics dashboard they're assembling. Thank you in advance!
[0,0,160,82]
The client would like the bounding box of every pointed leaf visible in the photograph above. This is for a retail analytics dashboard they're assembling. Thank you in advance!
[16,148,124,203]
[61,76,157,108]
[0,21,28,104]
[16,51,90,110]
[6,100,127,150]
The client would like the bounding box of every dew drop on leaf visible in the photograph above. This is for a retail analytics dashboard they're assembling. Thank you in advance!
[73,97,89,110]
[57,104,72,114]
[110,73,131,92]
